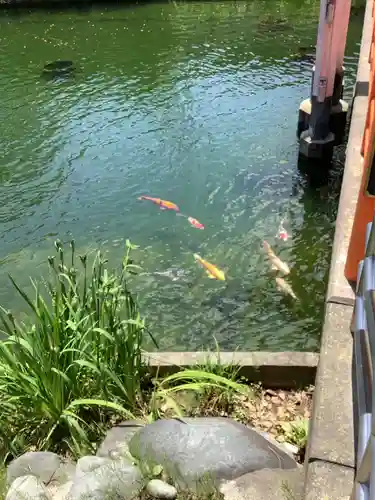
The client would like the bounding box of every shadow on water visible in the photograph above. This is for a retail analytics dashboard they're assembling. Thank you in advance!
[41,60,77,82]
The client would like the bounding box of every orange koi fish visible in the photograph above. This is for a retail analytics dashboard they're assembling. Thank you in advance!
[194,254,225,281]
[138,196,180,212]
[188,217,204,230]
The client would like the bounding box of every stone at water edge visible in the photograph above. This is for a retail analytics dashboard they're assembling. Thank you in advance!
[129,417,298,490]
[7,452,75,487]
[6,475,51,500]
[146,479,178,500]
[96,419,144,459]
[220,468,304,500]
[67,460,144,500]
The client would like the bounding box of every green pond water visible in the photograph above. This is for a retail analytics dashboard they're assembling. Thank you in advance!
[0,1,364,351]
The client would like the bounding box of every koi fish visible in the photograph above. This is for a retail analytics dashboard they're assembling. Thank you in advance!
[263,240,290,275]
[188,217,204,230]
[193,254,225,281]
[277,220,289,241]
[138,196,180,212]
[275,276,298,300]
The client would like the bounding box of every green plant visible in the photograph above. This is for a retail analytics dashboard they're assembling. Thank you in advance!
[0,239,153,459]
[195,340,241,381]
[180,341,248,417]
[148,368,251,421]
[281,417,309,449]
[0,239,256,464]
[0,466,5,500]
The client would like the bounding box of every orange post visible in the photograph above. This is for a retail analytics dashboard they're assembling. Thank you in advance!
[345,9,375,283]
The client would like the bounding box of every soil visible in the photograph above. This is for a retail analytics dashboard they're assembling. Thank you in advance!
[171,384,314,464]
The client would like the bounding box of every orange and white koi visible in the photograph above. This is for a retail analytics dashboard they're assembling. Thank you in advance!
[193,254,225,281]
[188,217,204,230]
[138,196,180,212]
[277,219,289,241]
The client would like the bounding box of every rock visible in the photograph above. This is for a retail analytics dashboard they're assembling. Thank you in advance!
[49,480,72,500]
[48,461,75,488]
[283,442,299,456]
[146,479,177,500]
[6,475,51,500]
[7,452,74,487]
[129,417,298,489]
[220,468,304,500]
[258,431,299,458]
[68,460,144,500]
[75,456,112,479]
[97,420,144,460]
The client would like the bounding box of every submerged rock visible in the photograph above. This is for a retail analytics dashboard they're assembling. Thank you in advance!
[42,60,76,81]
[129,417,298,489]
[43,60,75,74]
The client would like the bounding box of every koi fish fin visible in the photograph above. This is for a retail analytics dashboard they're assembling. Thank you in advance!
[271,264,278,271]
[206,271,216,279]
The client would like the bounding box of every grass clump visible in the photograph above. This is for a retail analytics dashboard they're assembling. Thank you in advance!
[0,240,249,463]
[281,417,309,449]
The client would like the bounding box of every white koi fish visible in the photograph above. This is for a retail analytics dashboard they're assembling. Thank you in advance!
[275,276,298,300]
[263,240,290,276]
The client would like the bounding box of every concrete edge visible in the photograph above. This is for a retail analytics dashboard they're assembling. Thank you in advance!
[325,0,371,306]
[303,460,355,500]
[143,351,319,389]
[303,302,355,498]
[304,1,373,496]
[305,302,354,467]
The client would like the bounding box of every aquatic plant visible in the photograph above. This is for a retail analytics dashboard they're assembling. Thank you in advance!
[0,239,151,458]
[0,240,250,461]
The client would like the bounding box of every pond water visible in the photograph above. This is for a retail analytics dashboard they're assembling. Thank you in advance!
[0,0,364,351]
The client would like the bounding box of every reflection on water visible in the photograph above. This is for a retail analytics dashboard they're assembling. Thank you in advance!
[0,0,364,351]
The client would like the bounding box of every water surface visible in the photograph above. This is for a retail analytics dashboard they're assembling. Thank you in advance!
[0,1,364,351]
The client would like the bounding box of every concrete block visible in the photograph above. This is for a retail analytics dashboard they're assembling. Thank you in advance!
[326,95,369,306]
[143,351,319,389]
[304,461,354,500]
[306,303,354,468]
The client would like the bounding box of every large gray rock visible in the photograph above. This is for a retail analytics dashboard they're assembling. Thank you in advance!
[97,420,144,459]
[220,468,304,500]
[6,475,51,500]
[129,417,298,488]
[7,452,74,487]
[68,460,143,500]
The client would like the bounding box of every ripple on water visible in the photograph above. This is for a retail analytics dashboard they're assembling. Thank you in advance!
[0,0,365,351]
